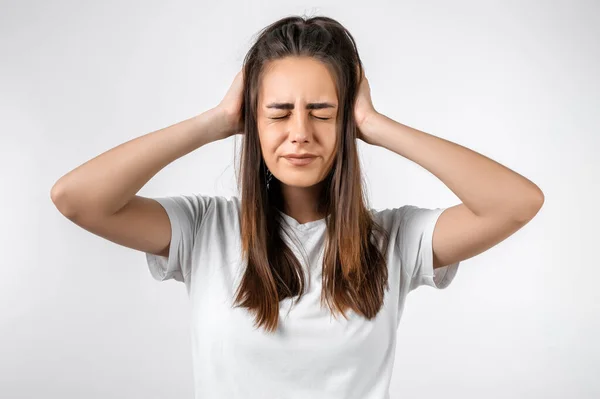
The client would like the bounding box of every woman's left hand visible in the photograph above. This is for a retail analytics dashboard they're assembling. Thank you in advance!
[354,65,378,143]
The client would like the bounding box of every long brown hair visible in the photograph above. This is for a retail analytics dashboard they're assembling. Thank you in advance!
[233,15,390,333]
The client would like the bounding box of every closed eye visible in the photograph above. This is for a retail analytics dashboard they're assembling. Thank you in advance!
[270,115,331,121]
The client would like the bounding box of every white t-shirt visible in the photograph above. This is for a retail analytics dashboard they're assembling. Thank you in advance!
[145,194,460,399]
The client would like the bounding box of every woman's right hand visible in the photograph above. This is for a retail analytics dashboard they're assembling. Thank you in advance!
[215,69,245,139]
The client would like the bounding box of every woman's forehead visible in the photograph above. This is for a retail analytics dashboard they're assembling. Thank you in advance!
[258,58,338,104]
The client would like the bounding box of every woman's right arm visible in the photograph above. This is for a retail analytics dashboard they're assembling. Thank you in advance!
[50,106,235,257]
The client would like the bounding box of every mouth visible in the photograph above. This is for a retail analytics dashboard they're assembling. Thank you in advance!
[283,156,317,166]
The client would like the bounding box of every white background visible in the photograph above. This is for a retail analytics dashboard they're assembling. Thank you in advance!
[1,0,598,398]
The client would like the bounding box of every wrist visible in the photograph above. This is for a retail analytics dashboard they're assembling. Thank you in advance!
[358,111,384,146]
[198,107,233,141]
[188,108,226,145]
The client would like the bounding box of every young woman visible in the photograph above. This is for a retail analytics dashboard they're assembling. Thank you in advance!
[51,15,544,399]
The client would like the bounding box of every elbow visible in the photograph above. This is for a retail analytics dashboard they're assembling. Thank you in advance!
[515,189,545,223]
[50,182,77,219]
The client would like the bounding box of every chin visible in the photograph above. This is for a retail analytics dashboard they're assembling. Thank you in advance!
[277,175,323,189]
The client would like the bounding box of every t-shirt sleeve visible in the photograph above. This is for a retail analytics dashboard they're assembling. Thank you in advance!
[393,205,460,292]
[145,194,211,283]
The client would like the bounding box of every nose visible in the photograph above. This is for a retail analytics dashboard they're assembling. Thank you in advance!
[289,113,312,143]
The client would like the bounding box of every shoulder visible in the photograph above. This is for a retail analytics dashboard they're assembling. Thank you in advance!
[197,194,241,226]
[370,204,415,229]
[370,204,446,243]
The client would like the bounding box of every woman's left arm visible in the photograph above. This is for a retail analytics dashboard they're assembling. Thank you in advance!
[359,112,545,269]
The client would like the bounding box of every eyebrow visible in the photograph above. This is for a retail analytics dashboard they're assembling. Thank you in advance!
[265,102,337,110]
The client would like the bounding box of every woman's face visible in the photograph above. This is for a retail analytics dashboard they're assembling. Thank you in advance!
[257,56,338,190]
